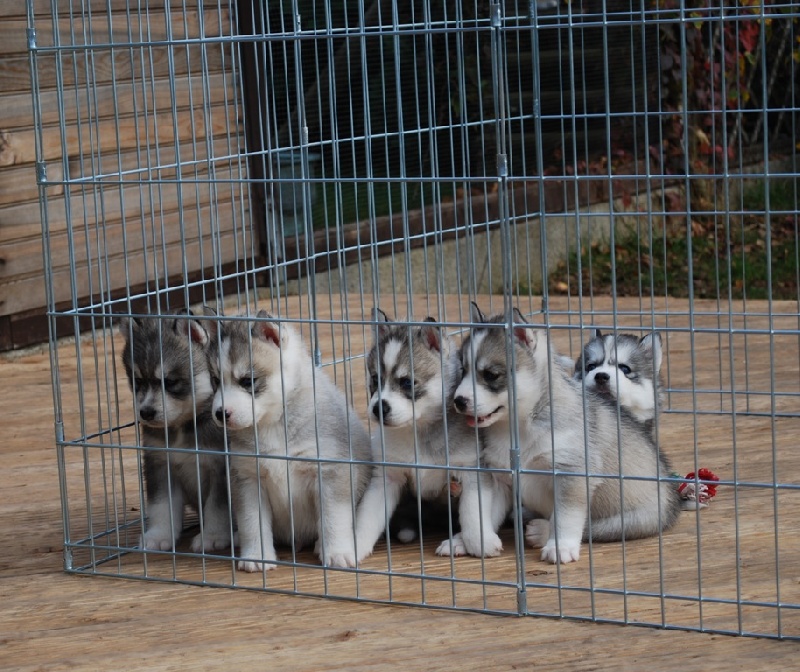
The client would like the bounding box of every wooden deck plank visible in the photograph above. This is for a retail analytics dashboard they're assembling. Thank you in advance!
[1,295,799,668]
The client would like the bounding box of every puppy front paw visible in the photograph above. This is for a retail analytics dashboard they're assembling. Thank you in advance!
[237,559,278,573]
[435,533,467,557]
[141,529,177,551]
[540,539,581,564]
[237,544,278,572]
[324,551,357,568]
[460,529,503,557]
[190,531,232,553]
[524,519,550,548]
[326,554,356,568]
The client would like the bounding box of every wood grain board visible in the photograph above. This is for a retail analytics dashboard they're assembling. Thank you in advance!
[0,3,249,331]
[3,294,796,669]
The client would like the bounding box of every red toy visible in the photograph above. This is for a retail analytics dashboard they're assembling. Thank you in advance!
[678,468,720,510]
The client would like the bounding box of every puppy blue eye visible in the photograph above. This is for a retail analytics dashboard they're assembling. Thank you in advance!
[618,364,631,375]
[370,373,380,389]
[398,377,413,392]
[210,376,220,389]
[483,370,499,384]
[586,363,597,372]
[239,376,254,390]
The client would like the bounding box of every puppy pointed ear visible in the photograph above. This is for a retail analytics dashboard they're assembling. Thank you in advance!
[173,309,209,346]
[371,307,392,343]
[253,311,281,348]
[469,302,486,324]
[117,316,139,338]
[512,308,536,349]
[196,305,222,344]
[640,332,663,374]
[592,328,603,340]
[419,317,443,353]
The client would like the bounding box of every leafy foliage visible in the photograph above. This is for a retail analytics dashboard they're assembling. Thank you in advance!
[652,0,798,176]
[549,180,799,300]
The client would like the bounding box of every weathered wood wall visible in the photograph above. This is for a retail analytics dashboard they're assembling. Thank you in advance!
[0,0,253,350]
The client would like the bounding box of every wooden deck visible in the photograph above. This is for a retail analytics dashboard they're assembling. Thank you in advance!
[2,295,799,670]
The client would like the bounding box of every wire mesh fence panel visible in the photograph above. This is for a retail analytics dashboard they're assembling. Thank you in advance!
[27,0,800,639]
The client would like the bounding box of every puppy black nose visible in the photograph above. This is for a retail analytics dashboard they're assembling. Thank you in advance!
[215,408,231,422]
[372,400,390,420]
[594,372,610,385]
[454,396,468,412]
[139,407,156,422]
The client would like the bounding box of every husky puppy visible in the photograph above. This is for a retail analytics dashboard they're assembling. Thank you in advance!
[207,311,372,571]
[575,329,664,439]
[452,304,681,564]
[355,309,498,563]
[119,313,232,553]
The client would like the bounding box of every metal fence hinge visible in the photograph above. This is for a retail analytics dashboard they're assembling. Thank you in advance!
[490,2,502,27]
[55,420,65,442]
[27,27,36,51]
[36,161,47,184]
[517,588,528,614]
[497,153,508,178]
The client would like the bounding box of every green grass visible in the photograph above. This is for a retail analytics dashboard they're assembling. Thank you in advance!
[741,177,799,213]
[310,180,454,230]
[548,179,799,300]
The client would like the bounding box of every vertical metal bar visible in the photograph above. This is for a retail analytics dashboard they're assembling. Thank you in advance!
[678,1,705,632]
[715,3,745,636]
[489,0,526,616]
[757,2,783,637]
[27,1,73,561]
[637,0,669,631]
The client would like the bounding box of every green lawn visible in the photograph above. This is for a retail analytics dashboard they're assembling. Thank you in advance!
[310,179,455,230]
[549,179,799,300]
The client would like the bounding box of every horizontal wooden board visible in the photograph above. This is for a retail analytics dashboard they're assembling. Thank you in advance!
[2,297,799,667]
[3,41,229,94]
[0,100,240,169]
[0,56,35,96]
[0,0,172,17]
[0,162,64,207]
[6,71,236,130]
[3,10,227,55]
[0,196,246,280]
[0,161,248,244]
[66,134,249,182]
[0,221,246,315]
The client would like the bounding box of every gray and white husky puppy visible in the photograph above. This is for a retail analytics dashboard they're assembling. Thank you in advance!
[119,312,232,553]
[206,310,372,571]
[354,309,498,562]
[574,329,664,439]
[452,304,681,564]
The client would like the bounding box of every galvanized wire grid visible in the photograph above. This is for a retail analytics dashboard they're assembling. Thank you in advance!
[28,0,800,639]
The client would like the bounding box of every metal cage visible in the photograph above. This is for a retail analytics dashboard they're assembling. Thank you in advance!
[27,0,800,639]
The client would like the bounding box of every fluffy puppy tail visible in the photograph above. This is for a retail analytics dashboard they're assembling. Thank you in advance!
[586,481,682,542]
